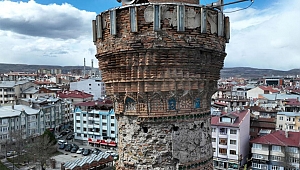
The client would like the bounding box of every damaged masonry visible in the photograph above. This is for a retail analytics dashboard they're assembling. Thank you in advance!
[93,0,229,169]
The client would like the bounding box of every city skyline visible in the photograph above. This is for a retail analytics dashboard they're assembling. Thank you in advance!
[0,0,299,71]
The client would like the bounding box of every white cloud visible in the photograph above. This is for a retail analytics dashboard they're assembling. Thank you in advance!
[225,0,300,70]
[0,0,299,71]
[0,0,96,66]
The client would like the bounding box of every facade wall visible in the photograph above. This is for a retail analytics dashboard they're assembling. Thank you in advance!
[70,78,106,100]
[247,87,263,99]
[74,109,117,141]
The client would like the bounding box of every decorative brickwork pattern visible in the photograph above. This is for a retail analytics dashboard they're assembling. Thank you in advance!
[94,2,228,169]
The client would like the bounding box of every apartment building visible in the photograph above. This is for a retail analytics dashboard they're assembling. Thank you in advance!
[251,130,300,170]
[0,99,65,152]
[57,90,93,105]
[211,109,250,169]
[0,81,35,105]
[70,78,106,100]
[73,101,117,143]
[276,112,300,132]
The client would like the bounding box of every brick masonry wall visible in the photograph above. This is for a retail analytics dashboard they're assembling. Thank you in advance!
[94,2,227,170]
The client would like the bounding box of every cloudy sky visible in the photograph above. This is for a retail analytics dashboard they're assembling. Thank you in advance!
[0,0,299,70]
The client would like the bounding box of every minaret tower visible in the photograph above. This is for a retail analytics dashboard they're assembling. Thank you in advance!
[93,0,230,169]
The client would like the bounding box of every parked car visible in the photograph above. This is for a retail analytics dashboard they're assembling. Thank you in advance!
[7,151,17,157]
[76,148,84,154]
[58,140,67,145]
[60,131,68,136]
[70,147,79,153]
[92,148,102,155]
[66,129,71,133]
[65,144,72,152]
[105,150,115,155]
[66,134,74,140]
[59,143,66,150]
[70,143,78,149]
[82,149,90,156]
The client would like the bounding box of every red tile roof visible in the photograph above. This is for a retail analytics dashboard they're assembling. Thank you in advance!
[211,109,250,127]
[57,90,93,99]
[258,86,279,93]
[75,100,113,107]
[284,98,300,106]
[250,130,300,147]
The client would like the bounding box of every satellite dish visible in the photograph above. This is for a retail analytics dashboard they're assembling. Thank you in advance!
[116,0,139,5]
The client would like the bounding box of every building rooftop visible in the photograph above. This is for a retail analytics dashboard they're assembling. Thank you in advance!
[0,80,29,88]
[277,112,300,117]
[0,105,39,117]
[250,130,300,147]
[57,90,93,99]
[211,109,249,127]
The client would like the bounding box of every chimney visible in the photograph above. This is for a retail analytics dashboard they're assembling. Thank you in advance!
[83,58,86,78]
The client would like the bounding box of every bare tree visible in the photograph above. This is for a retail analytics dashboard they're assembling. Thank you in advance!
[26,134,56,170]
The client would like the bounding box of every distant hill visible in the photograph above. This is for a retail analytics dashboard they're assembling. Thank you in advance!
[0,63,91,74]
[1,63,300,79]
[220,67,300,79]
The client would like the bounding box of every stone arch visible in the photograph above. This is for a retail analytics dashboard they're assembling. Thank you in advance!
[137,94,147,112]
[150,93,164,113]
[179,91,193,110]
[124,96,136,111]
[168,97,176,110]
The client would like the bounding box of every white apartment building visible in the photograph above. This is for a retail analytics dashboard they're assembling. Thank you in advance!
[74,106,117,143]
[0,81,35,105]
[276,112,300,132]
[211,109,250,170]
[0,101,65,152]
[70,78,106,100]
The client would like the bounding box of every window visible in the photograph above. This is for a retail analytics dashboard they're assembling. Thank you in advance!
[230,129,237,134]
[230,140,236,145]
[279,124,283,129]
[103,123,107,126]
[289,125,294,129]
[153,5,160,31]
[177,5,185,31]
[212,128,216,132]
[271,155,281,161]
[288,157,299,163]
[271,165,279,170]
[111,131,115,134]
[77,127,80,130]
[111,123,115,127]
[253,143,262,149]
[253,154,263,159]
[230,150,236,155]
[279,116,283,120]
[219,138,227,145]
[76,120,80,123]
[213,148,216,152]
[287,147,298,153]
[219,148,227,155]
[252,163,261,169]
[89,84,91,86]
[102,115,107,119]
[272,145,281,152]
[111,116,115,119]
[220,128,227,135]
[212,138,216,142]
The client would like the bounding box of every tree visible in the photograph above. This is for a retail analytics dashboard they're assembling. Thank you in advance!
[26,130,57,170]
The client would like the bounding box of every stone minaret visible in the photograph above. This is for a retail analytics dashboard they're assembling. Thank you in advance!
[93,0,229,169]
